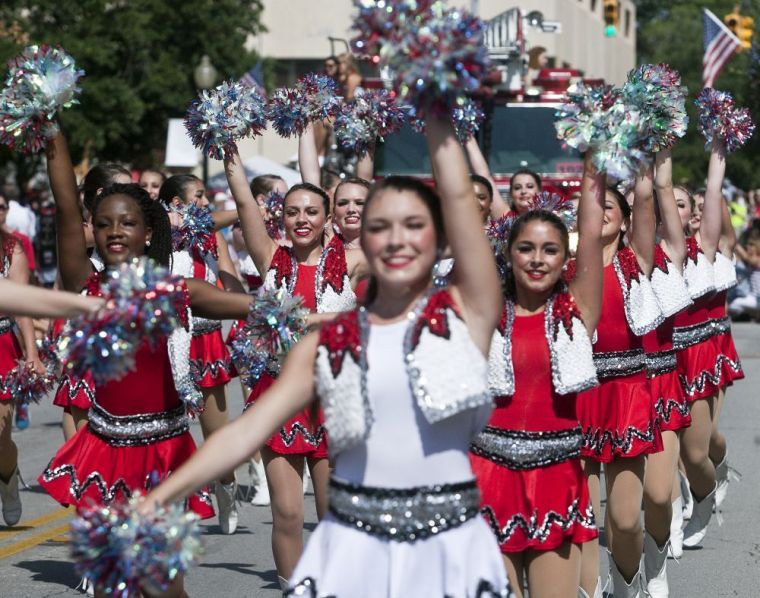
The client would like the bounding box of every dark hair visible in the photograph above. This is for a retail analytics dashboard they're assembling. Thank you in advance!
[158,174,201,206]
[141,168,167,182]
[470,174,493,199]
[509,169,542,193]
[321,169,342,191]
[92,183,172,266]
[606,185,631,250]
[285,182,331,215]
[82,163,131,215]
[0,193,11,260]
[361,176,446,305]
[334,177,371,201]
[250,174,284,198]
[674,184,695,211]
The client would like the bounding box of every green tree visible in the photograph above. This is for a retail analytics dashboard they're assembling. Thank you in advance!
[0,0,265,194]
[634,0,759,190]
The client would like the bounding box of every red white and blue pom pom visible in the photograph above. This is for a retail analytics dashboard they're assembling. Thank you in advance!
[2,360,56,407]
[351,0,436,59]
[267,73,341,139]
[185,80,267,160]
[264,190,285,241]
[452,98,485,141]
[334,89,405,156]
[171,204,218,258]
[298,73,342,121]
[531,192,577,230]
[0,45,84,153]
[58,258,187,385]
[71,495,202,598]
[621,64,688,153]
[487,213,517,281]
[694,88,755,153]
[228,331,269,388]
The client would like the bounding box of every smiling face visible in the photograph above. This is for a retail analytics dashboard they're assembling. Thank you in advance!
[473,181,492,224]
[361,189,438,293]
[283,189,327,249]
[93,194,151,266]
[333,182,368,239]
[510,173,539,215]
[173,179,208,208]
[690,193,704,233]
[509,219,567,297]
[139,171,163,201]
[602,190,629,245]
[674,187,692,230]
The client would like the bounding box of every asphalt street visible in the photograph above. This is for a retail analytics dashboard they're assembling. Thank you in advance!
[1,323,759,597]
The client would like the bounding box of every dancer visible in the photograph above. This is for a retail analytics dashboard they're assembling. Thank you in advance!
[464,136,509,219]
[472,151,605,597]
[159,173,243,535]
[223,141,366,587]
[143,114,512,598]
[577,164,663,597]
[139,168,166,201]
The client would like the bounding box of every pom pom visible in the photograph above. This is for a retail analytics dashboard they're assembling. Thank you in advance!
[171,204,218,258]
[184,80,266,160]
[298,73,342,121]
[531,192,577,230]
[621,64,688,153]
[58,258,188,385]
[228,331,269,388]
[2,360,56,407]
[334,89,405,156]
[266,73,341,139]
[264,190,285,241]
[352,1,489,118]
[452,98,485,141]
[487,213,517,281]
[240,288,309,371]
[694,88,755,153]
[0,45,84,153]
[71,495,202,597]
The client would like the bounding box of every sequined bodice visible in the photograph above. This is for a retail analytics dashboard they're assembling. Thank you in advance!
[594,263,643,353]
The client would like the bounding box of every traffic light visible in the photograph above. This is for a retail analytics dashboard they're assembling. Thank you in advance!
[603,0,619,37]
[725,8,755,51]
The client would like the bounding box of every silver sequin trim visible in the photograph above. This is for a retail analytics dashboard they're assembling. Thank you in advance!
[89,402,189,447]
[679,353,742,397]
[190,357,233,383]
[593,349,646,379]
[471,426,582,470]
[672,317,731,350]
[582,421,656,457]
[279,422,326,448]
[0,317,13,335]
[482,499,596,544]
[612,253,664,336]
[328,478,481,542]
[645,349,677,378]
[191,318,222,335]
[654,396,690,424]
[41,464,132,503]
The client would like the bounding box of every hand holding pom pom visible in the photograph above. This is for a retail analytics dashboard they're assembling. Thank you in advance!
[694,88,755,153]
[2,360,56,407]
[171,204,218,258]
[185,80,267,160]
[334,89,405,156]
[267,73,341,138]
[71,494,202,597]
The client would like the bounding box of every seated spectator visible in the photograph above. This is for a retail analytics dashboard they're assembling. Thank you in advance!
[730,225,760,320]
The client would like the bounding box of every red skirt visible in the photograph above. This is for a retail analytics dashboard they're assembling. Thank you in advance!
[52,372,95,411]
[677,333,743,401]
[651,370,691,433]
[39,424,214,519]
[470,451,597,553]
[225,319,245,346]
[246,372,328,459]
[577,371,662,463]
[0,329,23,402]
[189,328,235,388]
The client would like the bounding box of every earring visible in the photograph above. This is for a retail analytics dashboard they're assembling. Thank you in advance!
[145,240,151,247]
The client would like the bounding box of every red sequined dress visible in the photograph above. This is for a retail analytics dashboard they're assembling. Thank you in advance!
[39,276,213,518]
[471,309,597,553]
[0,236,23,402]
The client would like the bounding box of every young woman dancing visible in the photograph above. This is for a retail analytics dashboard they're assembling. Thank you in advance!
[142,115,512,597]
[471,152,605,598]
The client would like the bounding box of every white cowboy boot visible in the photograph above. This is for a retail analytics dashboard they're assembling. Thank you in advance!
[643,532,669,597]
[0,467,22,526]
[683,485,717,548]
[714,455,740,509]
[578,576,606,598]
[249,458,271,506]
[611,557,649,598]
[215,478,238,535]
[669,497,684,559]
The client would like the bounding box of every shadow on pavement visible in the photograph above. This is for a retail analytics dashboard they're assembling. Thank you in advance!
[13,557,79,587]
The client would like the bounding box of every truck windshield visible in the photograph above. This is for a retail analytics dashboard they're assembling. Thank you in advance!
[374,125,430,176]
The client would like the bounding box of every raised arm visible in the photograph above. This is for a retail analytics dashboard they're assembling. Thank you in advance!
[0,279,103,318]
[299,123,322,187]
[186,278,251,320]
[141,332,318,511]
[699,142,726,262]
[630,160,656,275]
[46,131,93,291]
[356,148,375,181]
[426,117,501,350]
[215,233,246,294]
[211,210,239,230]
[718,193,736,256]
[570,153,605,335]
[654,149,686,269]
[223,149,278,276]
[464,135,509,219]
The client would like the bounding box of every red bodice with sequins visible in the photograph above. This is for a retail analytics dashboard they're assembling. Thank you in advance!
[293,264,317,311]
[595,263,642,353]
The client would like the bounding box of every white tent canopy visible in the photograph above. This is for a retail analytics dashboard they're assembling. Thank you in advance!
[206,155,301,192]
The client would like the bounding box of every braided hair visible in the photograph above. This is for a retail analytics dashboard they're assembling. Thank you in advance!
[92,183,172,266]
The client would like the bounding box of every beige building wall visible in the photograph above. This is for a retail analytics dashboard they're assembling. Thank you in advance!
[226,0,636,172]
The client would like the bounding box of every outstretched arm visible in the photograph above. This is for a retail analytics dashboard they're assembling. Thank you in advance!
[464,135,508,219]
[6,244,40,368]
[699,142,726,262]
[654,149,686,270]
[46,131,93,291]
[186,278,251,320]
[211,210,239,230]
[570,153,605,335]
[215,233,246,294]
[223,149,278,276]
[630,161,656,275]
[0,279,103,318]
[426,118,501,352]
[299,123,322,187]
[140,332,318,511]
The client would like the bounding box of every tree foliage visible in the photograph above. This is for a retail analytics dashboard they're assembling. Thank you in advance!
[634,0,759,190]
[0,0,265,180]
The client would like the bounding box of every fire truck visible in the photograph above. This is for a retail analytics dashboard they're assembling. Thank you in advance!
[370,8,603,200]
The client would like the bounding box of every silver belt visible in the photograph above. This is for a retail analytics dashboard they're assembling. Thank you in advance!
[0,317,13,335]
[471,426,582,470]
[645,349,677,377]
[192,317,222,335]
[672,317,730,350]
[89,402,189,447]
[593,348,646,379]
[328,478,480,543]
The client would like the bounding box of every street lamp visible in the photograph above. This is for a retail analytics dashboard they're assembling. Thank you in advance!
[193,55,218,186]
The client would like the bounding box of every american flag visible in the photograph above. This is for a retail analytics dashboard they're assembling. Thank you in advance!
[240,61,266,96]
[703,8,741,88]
